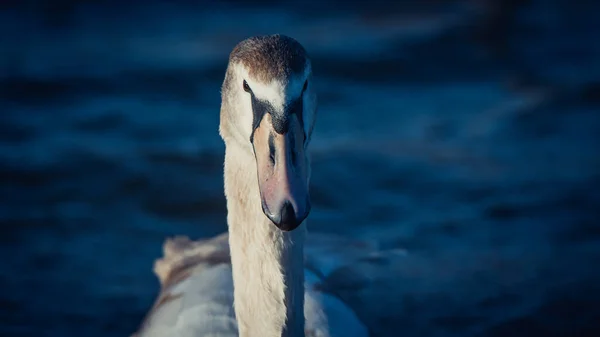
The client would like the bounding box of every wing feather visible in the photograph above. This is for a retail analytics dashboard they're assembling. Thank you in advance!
[134,232,381,337]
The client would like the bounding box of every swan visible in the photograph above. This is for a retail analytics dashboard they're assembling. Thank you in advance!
[133,35,396,337]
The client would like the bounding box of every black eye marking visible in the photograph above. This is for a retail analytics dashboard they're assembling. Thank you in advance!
[249,98,276,143]
[248,79,308,144]
[268,133,276,165]
[243,80,251,93]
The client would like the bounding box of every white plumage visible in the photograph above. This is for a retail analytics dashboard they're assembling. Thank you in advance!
[134,233,383,337]
[133,35,391,337]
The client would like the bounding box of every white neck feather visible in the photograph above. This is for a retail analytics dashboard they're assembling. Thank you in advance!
[224,142,306,337]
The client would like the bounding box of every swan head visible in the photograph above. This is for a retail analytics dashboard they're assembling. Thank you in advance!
[220,35,317,232]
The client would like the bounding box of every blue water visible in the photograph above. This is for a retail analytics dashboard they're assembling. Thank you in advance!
[1,1,600,336]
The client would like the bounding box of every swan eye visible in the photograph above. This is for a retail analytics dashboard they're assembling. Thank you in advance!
[243,80,251,93]
[302,80,308,93]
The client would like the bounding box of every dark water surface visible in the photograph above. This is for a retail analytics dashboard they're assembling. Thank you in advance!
[1,1,600,336]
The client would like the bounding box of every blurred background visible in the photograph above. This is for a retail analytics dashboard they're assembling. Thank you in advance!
[1,0,599,336]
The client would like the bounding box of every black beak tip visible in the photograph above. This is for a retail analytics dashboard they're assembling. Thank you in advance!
[263,200,310,232]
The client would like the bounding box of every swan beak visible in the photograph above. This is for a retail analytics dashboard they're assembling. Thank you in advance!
[252,114,310,231]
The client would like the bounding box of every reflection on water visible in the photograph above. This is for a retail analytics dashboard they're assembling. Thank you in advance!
[1,1,600,336]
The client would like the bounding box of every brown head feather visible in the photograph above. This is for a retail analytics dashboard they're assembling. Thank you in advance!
[229,34,309,83]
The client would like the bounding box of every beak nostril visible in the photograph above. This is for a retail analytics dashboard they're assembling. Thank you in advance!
[290,147,297,166]
[268,133,276,165]
[288,132,297,166]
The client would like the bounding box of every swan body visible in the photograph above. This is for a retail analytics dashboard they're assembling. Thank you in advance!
[134,233,378,337]
[133,35,387,337]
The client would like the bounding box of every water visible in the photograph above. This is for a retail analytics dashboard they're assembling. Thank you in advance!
[1,1,599,336]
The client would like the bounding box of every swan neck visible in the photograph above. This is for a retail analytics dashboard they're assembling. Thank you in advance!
[224,143,305,337]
